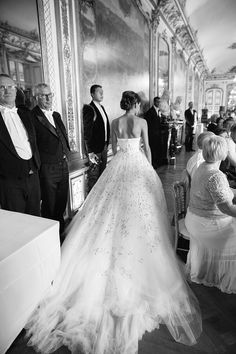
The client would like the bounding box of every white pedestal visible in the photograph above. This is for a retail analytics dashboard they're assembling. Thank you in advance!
[0,210,61,354]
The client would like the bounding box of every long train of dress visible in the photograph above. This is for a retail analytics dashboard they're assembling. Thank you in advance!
[26,138,202,354]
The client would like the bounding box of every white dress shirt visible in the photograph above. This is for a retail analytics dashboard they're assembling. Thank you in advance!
[42,109,56,127]
[154,105,161,117]
[93,101,107,141]
[0,105,32,159]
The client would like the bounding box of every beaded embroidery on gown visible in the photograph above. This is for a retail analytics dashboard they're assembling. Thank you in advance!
[26,138,202,354]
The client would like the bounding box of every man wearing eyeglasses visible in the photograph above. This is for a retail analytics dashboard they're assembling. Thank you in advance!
[0,74,41,216]
[31,83,70,238]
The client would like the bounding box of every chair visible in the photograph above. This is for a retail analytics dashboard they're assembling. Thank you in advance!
[172,180,191,254]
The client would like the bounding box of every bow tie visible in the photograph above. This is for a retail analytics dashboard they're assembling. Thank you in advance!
[1,106,18,114]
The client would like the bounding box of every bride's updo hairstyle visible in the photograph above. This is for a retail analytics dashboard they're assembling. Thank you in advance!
[120,91,141,111]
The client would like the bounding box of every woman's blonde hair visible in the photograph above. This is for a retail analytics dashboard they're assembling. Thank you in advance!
[202,135,228,163]
[197,131,215,149]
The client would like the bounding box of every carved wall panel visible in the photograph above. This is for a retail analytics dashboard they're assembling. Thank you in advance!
[172,49,187,118]
[193,71,200,111]
[158,36,169,97]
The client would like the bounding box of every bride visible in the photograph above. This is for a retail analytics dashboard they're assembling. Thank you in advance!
[26,91,202,354]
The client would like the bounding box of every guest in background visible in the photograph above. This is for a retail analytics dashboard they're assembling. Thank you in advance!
[216,128,228,138]
[215,117,224,135]
[31,83,70,236]
[0,74,40,215]
[144,96,162,168]
[219,110,225,119]
[184,101,197,152]
[207,114,218,133]
[221,117,234,139]
[230,111,236,122]
[219,124,236,188]
[83,84,110,192]
[185,135,236,294]
[186,131,215,180]
[224,124,236,168]
[15,87,28,110]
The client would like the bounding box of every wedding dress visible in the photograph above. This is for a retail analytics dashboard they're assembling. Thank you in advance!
[26,138,202,354]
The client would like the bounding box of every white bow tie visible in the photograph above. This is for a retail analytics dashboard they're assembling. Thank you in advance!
[1,106,18,114]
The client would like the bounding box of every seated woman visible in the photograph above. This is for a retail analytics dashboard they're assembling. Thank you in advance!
[185,135,236,294]
[220,123,236,188]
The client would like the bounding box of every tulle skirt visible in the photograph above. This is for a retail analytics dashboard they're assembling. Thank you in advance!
[26,145,202,353]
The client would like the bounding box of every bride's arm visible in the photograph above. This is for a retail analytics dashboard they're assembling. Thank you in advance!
[141,120,152,164]
[111,120,118,155]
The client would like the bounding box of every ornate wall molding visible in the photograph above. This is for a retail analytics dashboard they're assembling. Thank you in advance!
[150,7,160,33]
[158,0,209,79]
[161,29,168,41]
[80,0,95,7]
[54,0,79,151]
[0,21,39,42]
[38,0,55,102]
[171,35,177,52]
[0,25,41,54]
[133,0,158,103]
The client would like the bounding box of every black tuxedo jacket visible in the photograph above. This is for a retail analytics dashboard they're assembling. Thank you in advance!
[31,105,70,164]
[144,106,161,140]
[184,108,196,128]
[0,108,40,179]
[83,101,110,154]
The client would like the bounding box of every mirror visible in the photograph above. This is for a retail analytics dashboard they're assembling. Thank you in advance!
[0,0,43,108]
[158,37,169,97]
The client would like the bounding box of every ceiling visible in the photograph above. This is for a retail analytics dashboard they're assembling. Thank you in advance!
[185,0,236,74]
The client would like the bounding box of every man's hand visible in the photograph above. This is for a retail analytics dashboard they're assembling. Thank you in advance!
[88,152,99,164]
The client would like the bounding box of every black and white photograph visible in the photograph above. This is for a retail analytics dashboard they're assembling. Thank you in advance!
[0,0,236,353]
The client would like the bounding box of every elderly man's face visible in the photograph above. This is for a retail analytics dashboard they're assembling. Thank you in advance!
[37,86,53,110]
[0,76,16,108]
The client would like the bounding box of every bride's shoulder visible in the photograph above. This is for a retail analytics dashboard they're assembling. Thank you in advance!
[112,115,125,123]
[111,117,121,127]
[136,116,147,126]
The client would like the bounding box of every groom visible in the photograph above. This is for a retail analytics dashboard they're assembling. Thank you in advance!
[83,84,110,193]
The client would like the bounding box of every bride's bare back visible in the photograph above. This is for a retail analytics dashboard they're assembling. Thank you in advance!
[111,114,151,163]
[112,114,144,139]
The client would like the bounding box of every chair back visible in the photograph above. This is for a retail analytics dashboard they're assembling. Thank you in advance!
[172,180,189,250]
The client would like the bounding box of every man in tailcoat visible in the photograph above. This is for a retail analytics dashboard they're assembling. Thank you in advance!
[185,101,197,152]
[144,96,162,169]
[0,74,40,215]
[31,83,70,235]
[83,84,110,192]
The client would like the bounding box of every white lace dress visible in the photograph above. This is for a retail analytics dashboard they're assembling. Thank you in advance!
[26,138,202,354]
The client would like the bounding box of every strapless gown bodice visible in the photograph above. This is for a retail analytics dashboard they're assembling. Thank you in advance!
[117,137,141,153]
